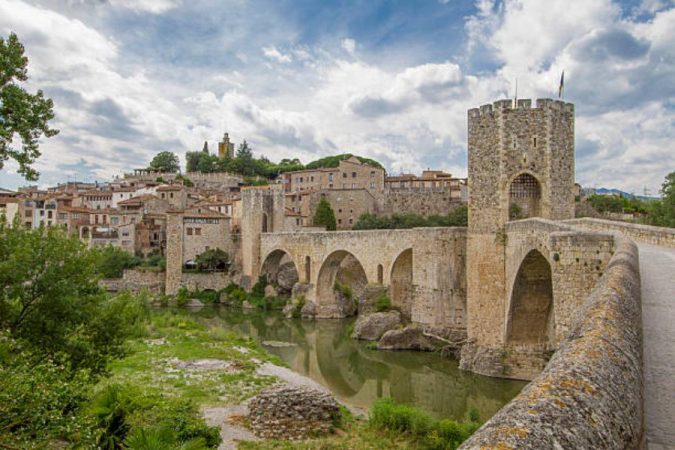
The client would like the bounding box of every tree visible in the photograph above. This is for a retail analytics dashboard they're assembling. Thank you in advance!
[92,245,141,278]
[0,218,146,373]
[313,197,337,230]
[195,248,229,272]
[148,151,180,173]
[0,33,59,181]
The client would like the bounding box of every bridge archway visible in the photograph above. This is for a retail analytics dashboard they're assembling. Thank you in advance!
[509,173,541,219]
[390,249,413,319]
[506,249,553,346]
[260,249,299,294]
[316,250,368,318]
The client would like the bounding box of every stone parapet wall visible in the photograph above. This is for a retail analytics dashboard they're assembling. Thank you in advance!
[459,236,643,449]
[100,268,165,293]
[181,272,230,291]
[565,217,675,248]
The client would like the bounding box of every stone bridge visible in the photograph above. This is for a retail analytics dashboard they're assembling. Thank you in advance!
[258,227,467,328]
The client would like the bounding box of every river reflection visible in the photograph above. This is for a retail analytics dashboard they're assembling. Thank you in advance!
[189,306,526,421]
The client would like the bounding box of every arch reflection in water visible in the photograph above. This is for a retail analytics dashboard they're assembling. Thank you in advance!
[194,307,525,421]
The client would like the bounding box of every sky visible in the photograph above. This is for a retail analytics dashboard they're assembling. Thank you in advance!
[0,0,674,195]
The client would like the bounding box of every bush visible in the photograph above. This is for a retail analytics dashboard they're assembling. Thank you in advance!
[195,248,229,272]
[0,335,95,447]
[94,245,142,278]
[375,293,392,312]
[334,281,353,300]
[88,384,220,450]
[369,398,480,450]
[145,252,166,270]
[175,287,190,307]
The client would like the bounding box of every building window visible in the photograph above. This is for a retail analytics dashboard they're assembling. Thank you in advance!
[310,176,314,182]
[342,173,347,178]
[352,172,356,178]
[47,211,53,219]
[161,193,165,199]
[187,228,193,235]
[40,210,44,216]
[370,182,375,189]
[329,183,333,189]
[338,219,342,224]
[370,171,375,177]
[349,218,353,224]
[25,210,31,218]
[329,173,334,182]
[195,228,202,236]
[170,193,174,199]
[338,209,342,213]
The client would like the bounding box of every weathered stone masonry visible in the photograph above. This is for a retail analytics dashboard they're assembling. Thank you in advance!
[460,236,643,449]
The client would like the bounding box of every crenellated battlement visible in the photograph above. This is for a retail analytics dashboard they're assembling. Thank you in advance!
[468,98,574,119]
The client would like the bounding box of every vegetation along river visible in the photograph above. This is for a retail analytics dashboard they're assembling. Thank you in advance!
[181,306,526,421]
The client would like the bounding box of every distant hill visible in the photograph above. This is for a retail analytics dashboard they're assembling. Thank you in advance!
[305,153,383,170]
[589,187,659,201]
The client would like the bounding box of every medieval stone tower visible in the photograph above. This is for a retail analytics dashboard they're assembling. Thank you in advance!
[240,185,286,289]
[465,99,575,356]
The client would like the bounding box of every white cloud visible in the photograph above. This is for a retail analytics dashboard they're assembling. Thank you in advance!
[262,46,292,63]
[108,0,181,14]
[341,38,356,54]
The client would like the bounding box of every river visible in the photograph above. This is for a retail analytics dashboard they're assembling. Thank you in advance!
[186,306,526,422]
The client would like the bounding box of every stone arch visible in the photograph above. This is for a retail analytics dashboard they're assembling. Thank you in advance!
[260,249,299,295]
[508,173,541,219]
[506,249,553,346]
[316,250,368,318]
[390,249,413,320]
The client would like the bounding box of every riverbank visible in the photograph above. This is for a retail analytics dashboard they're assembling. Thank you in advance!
[109,308,464,449]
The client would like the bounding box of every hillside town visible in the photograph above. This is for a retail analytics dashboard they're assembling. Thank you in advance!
[0,133,468,260]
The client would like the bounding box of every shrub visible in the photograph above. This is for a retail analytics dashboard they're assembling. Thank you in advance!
[176,287,190,307]
[369,398,479,450]
[94,245,142,278]
[195,248,229,272]
[334,281,353,299]
[375,293,392,312]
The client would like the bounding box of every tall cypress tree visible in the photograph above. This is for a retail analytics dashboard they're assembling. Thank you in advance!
[313,197,337,231]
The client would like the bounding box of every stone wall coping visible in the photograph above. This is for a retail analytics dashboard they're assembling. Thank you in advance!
[261,226,468,238]
[564,218,675,248]
[459,235,643,449]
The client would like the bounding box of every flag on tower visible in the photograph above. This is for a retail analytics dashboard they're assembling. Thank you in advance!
[558,70,565,99]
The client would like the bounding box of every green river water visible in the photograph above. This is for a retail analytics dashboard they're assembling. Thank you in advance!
[187,306,526,421]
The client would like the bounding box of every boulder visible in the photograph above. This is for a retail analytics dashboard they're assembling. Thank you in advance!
[248,385,340,440]
[277,262,299,293]
[264,284,278,298]
[357,285,390,315]
[186,298,204,308]
[300,300,316,319]
[378,326,445,351]
[242,300,257,310]
[351,311,401,341]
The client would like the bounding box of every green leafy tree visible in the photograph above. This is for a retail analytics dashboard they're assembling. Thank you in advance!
[93,245,142,278]
[649,171,675,227]
[313,197,337,230]
[0,219,147,374]
[0,33,59,181]
[195,248,229,272]
[148,151,180,173]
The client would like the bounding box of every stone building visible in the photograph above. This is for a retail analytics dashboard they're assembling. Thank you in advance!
[156,184,188,209]
[281,156,385,194]
[165,207,232,294]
